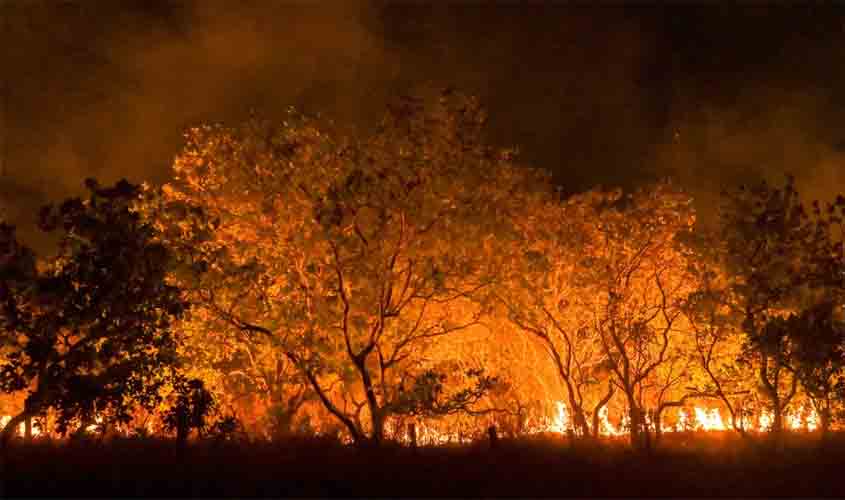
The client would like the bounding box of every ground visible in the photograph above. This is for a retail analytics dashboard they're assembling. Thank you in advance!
[2,432,843,497]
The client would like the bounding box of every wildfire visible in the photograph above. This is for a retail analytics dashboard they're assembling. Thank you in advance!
[0,415,42,437]
[549,401,569,434]
[693,407,726,432]
[758,411,773,432]
[521,402,822,438]
[806,410,819,431]
[598,406,622,436]
[0,403,826,442]
[677,408,689,431]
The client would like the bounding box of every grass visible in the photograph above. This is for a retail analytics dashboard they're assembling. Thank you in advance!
[2,432,844,497]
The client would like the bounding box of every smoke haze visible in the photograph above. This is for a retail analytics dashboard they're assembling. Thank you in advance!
[2,3,845,248]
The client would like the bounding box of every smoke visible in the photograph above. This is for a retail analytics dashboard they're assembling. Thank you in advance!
[2,0,390,250]
[3,3,844,249]
[655,89,842,223]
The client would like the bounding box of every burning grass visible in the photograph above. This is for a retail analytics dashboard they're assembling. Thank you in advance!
[3,432,844,497]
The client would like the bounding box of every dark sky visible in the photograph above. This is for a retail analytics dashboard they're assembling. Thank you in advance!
[3,2,845,250]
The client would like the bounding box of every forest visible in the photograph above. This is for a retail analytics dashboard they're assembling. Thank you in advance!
[2,90,845,496]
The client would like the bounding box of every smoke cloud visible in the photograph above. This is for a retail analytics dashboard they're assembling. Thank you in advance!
[2,3,844,248]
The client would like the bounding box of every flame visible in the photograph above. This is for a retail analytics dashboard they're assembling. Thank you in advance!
[676,408,689,431]
[598,406,622,436]
[525,402,821,437]
[758,411,773,432]
[0,403,826,442]
[693,407,727,431]
[0,415,42,437]
[806,409,819,431]
[549,401,569,434]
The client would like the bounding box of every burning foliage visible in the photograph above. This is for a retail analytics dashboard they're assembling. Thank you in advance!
[1,90,844,452]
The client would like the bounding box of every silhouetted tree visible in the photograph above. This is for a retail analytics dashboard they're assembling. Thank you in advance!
[786,301,845,437]
[0,179,186,443]
[716,177,812,437]
[716,177,845,436]
[161,377,215,443]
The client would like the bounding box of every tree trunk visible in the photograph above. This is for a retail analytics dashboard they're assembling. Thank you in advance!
[408,423,417,451]
[570,402,589,438]
[562,379,589,438]
[176,423,189,444]
[176,410,190,444]
[759,355,785,440]
[625,392,643,449]
[590,382,615,439]
[725,402,747,438]
[642,409,653,453]
[654,407,664,444]
[353,354,384,446]
[291,352,364,445]
[771,406,783,435]
[370,409,384,446]
[24,417,32,441]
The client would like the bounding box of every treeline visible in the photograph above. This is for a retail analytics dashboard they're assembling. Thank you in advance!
[1,89,843,450]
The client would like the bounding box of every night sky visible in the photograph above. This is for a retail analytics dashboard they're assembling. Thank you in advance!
[3,2,845,250]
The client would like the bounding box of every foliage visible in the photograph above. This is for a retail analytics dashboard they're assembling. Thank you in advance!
[784,301,845,432]
[149,90,539,445]
[161,377,215,441]
[4,89,845,450]
[570,182,698,447]
[497,186,618,438]
[0,179,187,442]
[680,260,756,434]
[388,368,499,418]
[715,176,844,435]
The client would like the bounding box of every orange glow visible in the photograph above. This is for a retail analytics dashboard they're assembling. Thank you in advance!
[0,403,827,441]
[693,407,727,431]
[0,415,42,437]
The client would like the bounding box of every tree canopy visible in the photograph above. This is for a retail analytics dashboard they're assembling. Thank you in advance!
[0,180,186,442]
[1,90,844,447]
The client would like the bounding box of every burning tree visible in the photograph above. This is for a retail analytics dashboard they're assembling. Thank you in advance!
[571,183,698,449]
[497,188,617,439]
[152,90,535,446]
[680,263,755,436]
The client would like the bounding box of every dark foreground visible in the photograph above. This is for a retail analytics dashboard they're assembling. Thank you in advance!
[2,432,843,497]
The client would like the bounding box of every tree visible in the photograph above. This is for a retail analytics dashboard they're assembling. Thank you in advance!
[680,237,755,437]
[497,189,616,439]
[161,377,216,443]
[717,177,813,437]
[173,312,315,438]
[790,193,845,437]
[152,90,535,446]
[0,179,186,443]
[786,301,845,436]
[571,182,697,449]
